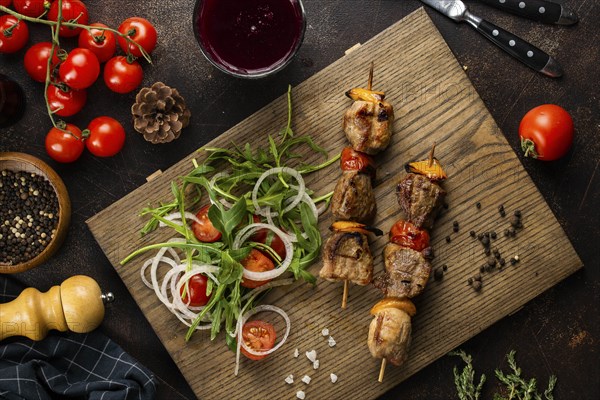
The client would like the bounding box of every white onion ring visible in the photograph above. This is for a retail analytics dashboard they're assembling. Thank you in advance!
[232,223,293,281]
[252,167,305,217]
[158,211,201,227]
[234,305,291,376]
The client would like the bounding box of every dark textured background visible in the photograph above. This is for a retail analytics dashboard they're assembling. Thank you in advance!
[1,1,598,398]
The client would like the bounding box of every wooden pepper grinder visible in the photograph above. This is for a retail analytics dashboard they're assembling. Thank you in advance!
[0,275,114,341]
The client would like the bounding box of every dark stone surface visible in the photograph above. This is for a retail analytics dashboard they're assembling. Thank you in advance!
[1,1,598,399]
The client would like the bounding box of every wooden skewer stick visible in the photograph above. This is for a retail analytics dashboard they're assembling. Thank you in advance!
[428,142,437,167]
[378,358,387,382]
[341,280,349,309]
[367,61,374,91]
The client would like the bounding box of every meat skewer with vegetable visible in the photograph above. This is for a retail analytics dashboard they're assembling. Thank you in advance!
[368,145,447,381]
[320,64,394,308]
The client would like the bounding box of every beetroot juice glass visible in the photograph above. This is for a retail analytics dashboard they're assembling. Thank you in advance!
[193,0,306,78]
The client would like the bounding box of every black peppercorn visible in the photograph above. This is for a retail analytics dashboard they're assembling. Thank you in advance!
[472,280,483,291]
[445,236,451,243]
[434,267,444,281]
[470,230,476,238]
[476,202,481,209]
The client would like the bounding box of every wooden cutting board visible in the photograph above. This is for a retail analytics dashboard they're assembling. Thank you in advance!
[87,8,582,400]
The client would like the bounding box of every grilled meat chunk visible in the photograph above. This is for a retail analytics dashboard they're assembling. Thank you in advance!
[374,243,431,298]
[331,170,376,223]
[320,231,373,285]
[396,173,446,229]
[368,307,412,366]
[343,100,394,155]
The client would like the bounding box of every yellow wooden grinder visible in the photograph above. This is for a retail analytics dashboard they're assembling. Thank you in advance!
[0,275,114,341]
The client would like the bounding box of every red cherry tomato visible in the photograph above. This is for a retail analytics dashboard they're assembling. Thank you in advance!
[519,104,574,161]
[191,205,222,242]
[180,274,211,307]
[59,48,100,90]
[0,0,12,8]
[340,147,376,178]
[12,0,47,18]
[45,123,85,163]
[47,0,89,38]
[46,84,87,117]
[240,320,276,361]
[84,116,126,157]
[0,15,28,54]
[103,56,143,94]
[249,216,286,260]
[240,249,275,289]
[117,17,157,57]
[77,22,116,63]
[389,220,430,251]
[24,42,60,82]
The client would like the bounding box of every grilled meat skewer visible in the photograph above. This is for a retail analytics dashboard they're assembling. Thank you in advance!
[320,230,374,286]
[343,99,394,155]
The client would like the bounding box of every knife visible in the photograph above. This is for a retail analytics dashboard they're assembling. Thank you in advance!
[478,0,578,25]
[420,0,563,78]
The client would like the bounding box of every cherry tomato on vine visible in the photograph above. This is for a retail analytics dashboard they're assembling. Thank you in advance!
[47,0,89,38]
[191,204,222,242]
[24,42,60,83]
[180,274,211,307]
[59,48,100,90]
[45,123,85,163]
[519,104,574,161]
[240,320,276,361]
[117,17,157,58]
[84,116,126,157]
[12,0,48,18]
[78,22,116,63]
[103,55,143,94]
[46,83,87,117]
[0,15,29,54]
[240,249,275,289]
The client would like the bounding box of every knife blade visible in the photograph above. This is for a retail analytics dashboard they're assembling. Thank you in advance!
[478,0,578,25]
[420,0,563,78]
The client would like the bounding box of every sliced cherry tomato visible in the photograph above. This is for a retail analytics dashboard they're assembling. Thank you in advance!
[103,55,143,94]
[46,83,87,117]
[12,0,47,18]
[191,204,222,242]
[519,104,574,161]
[180,274,211,307]
[117,17,157,57]
[389,220,430,251]
[45,123,84,163]
[84,116,126,157]
[240,320,276,361]
[23,42,59,82]
[0,15,28,54]
[340,147,376,178]
[78,22,116,63]
[58,48,100,90]
[241,249,275,289]
[47,0,89,38]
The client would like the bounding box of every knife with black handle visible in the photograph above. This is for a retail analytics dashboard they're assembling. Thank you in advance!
[478,0,578,25]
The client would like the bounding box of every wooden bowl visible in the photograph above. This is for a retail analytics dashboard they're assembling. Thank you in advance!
[0,152,71,274]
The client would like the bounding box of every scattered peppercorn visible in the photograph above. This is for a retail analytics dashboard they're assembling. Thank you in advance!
[510,257,519,265]
[472,280,482,291]
[499,258,506,267]
[490,231,497,239]
[493,249,501,259]
[474,273,482,281]
[504,229,510,237]
[487,257,496,268]
[445,236,451,243]
[453,221,459,232]
[479,265,485,273]
[481,236,490,246]
[514,210,521,218]
[467,277,473,285]
[510,215,522,229]
[498,204,506,217]
[509,227,516,237]
[477,233,484,241]
[434,267,444,281]
[442,264,448,272]
[476,202,481,209]
[470,230,476,238]
[484,247,491,256]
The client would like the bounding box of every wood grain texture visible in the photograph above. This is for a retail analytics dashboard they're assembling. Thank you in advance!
[87,8,582,400]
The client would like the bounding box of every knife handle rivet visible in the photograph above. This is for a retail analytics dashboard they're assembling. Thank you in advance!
[509,40,516,47]
[499,0,506,4]
[519,2,525,9]
[539,7,545,14]
[527,51,534,58]
[493,29,499,36]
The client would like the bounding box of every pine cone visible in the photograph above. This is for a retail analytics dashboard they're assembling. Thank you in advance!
[131,82,191,144]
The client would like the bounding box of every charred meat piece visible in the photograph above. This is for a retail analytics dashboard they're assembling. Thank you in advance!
[396,173,446,229]
[343,100,394,155]
[320,231,374,285]
[368,306,412,366]
[374,243,431,298]
[331,170,376,223]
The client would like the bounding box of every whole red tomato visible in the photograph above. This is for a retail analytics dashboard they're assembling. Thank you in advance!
[45,123,85,163]
[117,17,157,58]
[519,104,574,161]
[180,274,211,307]
[47,0,89,38]
[13,0,48,18]
[103,56,143,94]
[78,22,116,63]
[59,48,100,90]
[46,83,87,117]
[0,15,29,54]
[84,116,126,157]
[24,42,60,82]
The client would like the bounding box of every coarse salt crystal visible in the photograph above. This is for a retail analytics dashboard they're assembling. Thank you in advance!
[321,328,329,336]
[285,375,294,384]
[328,336,336,347]
[301,375,311,384]
[305,350,317,363]
[296,390,306,399]
[294,348,299,358]
[313,359,320,370]
[330,373,338,383]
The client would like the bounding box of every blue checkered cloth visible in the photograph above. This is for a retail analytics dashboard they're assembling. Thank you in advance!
[0,277,157,400]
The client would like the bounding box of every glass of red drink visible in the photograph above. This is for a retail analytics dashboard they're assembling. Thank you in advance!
[193,0,306,78]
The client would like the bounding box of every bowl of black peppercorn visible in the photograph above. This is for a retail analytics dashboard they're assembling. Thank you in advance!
[0,152,71,274]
